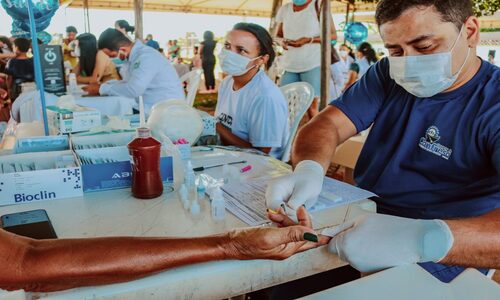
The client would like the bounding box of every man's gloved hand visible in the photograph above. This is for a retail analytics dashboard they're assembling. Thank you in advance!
[326,213,454,273]
[265,160,324,211]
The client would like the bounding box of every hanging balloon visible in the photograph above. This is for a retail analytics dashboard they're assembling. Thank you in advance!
[344,22,368,45]
[1,0,59,36]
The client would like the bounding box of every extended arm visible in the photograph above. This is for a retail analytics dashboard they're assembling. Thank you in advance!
[99,52,157,98]
[217,123,271,154]
[442,208,500,268]
[0,52,15,59]
[0,223,322,292]
[292,105,357,170]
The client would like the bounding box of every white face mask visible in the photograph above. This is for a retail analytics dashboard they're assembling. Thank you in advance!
[218,48,261,76]
[388,25,470,98]
[339,50,348,58]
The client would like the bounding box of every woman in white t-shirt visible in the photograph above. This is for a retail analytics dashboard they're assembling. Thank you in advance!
[216,23,289,159]
[275,0,337,96]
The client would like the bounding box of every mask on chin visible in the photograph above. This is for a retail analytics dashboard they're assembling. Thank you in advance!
[388,25,470,98]
[118,49,127,61]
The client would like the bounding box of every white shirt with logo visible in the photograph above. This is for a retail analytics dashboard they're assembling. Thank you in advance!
[215,70,289,158]
[100,41,185,114]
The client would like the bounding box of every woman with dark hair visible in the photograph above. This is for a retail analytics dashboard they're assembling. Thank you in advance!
[115,20,135,37]
[215,23,288,159]
[0,36,14,72]
[73,33,119,84]
[343,42,378,90]
[0,36,13,55]
[200,31,217,92]
[356,42,378,75]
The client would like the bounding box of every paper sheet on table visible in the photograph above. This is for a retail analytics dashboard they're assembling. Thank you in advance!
[309,177,377,212]
[221,177,376,226]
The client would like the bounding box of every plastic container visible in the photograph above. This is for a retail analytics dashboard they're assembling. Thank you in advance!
[68,73,78,93]
[128,127,163,199]
[211,186,226,220]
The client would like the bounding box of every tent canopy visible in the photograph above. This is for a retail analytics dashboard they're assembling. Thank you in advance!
[67,0,378,17]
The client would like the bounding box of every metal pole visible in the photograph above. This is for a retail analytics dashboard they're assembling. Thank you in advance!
[320,0,331,110]
[134,0,144,40]
[344,2,350,44]
[83,0,90,32]
[26,0,49,136]
[269,0,283,34]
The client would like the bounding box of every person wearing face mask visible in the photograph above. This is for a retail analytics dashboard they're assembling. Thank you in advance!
[266,0,499,283]
[72,33,120,84]
[215,23,289,159]
[0,36,14,73]
[274,0,337,98]
[337,44,355,82]
[83,29,185,114]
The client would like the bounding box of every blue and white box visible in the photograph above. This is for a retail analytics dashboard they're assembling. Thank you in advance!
[75,146,173,192]
[47,105,101,134]
[0,150,83,206]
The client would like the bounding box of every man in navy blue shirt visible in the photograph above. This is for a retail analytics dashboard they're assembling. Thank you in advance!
[266,0,499,282]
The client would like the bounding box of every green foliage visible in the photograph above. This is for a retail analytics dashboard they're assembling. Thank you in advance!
[471,0,500,17]
[352,0,499,17]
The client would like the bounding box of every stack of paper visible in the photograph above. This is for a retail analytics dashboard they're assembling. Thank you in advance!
[221,177,376,226]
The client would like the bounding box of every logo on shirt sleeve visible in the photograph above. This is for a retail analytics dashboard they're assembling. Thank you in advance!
[217,113,233,129]
[418,126,452,160]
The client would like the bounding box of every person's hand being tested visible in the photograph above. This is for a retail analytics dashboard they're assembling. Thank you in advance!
[326,213,454,273]
[267,205,331,241]
[225,207,328,260]
[265,160,324,211]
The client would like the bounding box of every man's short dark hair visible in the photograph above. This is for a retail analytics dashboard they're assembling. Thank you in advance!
[98,28,132,51]
[375,0,473,31]
[14,38,30,53]
[66,26,77,34]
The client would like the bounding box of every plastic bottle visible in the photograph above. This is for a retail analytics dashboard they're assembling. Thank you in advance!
[184,160,195,187]
[68,73,78,94]
[128,127,163,199]
[211,186,226,220]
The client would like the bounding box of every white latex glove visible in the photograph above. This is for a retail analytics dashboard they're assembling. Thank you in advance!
[265,160,324,211]
[326,213,454,273]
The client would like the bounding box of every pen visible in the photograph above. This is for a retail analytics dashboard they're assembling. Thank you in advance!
[193,160,247,172]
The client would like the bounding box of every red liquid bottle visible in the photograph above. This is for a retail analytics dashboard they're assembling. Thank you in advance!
[128,127,163,199]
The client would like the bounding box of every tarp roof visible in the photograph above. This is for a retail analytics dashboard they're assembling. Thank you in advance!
[66,0,378,17]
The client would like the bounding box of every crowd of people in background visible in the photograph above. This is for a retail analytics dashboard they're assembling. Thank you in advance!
[0,0,465,162]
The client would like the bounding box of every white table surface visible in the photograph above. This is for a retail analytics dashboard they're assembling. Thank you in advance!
[0,149,376,299]
[301,264,500,300]
[12,91,137,122]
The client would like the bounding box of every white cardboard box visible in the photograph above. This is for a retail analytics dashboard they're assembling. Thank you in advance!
[47,105,101,134]
[0,150,83,206]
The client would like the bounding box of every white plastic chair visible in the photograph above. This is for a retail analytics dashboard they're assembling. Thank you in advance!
[280,82,315,162]
[179,69,202,107]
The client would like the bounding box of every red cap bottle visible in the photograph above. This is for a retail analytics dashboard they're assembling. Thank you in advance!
[128,127,163,199]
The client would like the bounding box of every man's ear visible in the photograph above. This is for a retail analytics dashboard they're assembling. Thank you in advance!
[464,16,480,48]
